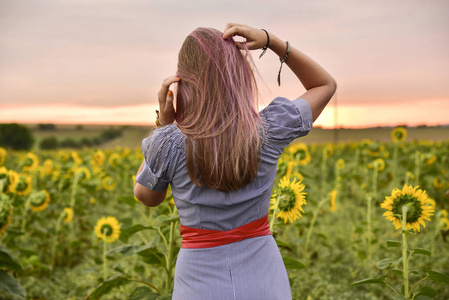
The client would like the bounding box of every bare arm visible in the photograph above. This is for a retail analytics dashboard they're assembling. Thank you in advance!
[223,23,336,122]
[134,160,167,207]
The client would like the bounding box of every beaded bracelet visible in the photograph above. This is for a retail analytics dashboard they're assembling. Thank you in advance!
[277,41,290,86]
[155,110,163,127]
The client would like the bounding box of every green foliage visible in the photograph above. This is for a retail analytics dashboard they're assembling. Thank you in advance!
[37,124,57,131]
[39,136,59,150]
[0,270,27,300]
[0,123,34,150]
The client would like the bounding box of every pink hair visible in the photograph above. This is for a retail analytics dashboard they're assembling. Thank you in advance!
[176,27,261,191]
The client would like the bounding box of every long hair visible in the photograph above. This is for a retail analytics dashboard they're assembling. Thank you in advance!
[176,27,261,192]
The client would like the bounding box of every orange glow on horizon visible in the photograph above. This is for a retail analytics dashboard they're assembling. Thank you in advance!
[1,98,448,129]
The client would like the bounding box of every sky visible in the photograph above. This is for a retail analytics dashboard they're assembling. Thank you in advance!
[0,0,448,128]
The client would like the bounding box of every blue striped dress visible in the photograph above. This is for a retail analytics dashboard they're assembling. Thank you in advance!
[136,97,313,300]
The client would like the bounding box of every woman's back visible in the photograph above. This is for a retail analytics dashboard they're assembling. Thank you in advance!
[138,97,312,299]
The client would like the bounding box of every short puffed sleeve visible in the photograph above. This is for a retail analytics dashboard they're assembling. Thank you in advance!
[260,97,313,154]
[136,124,184,191]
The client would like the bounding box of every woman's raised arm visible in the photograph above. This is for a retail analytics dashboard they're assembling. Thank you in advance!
[223,23,337,122]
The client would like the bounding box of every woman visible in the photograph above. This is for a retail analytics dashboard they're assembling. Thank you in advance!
[135,23,336,299]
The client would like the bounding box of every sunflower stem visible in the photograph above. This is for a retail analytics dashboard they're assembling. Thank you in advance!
[269,195,280,233]
[402,206,410,299]
[304,198,327,257]
[414,151,420,186]
[393,142,399,187]
[68,173,81,266]
[103,228,108,280]
[50,211,65,271]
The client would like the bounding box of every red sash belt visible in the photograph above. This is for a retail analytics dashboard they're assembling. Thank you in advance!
[180,214,271,249]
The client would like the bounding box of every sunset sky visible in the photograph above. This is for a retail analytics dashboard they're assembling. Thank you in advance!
[1,0,448,128]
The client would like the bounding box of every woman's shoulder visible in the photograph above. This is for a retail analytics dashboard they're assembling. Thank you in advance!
[259,97,312,130]
[142,124,185,156]
[259,97,313,153]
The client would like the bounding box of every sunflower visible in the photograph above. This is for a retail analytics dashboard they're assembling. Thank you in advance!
[0,195,13,237]
[369,158,385,172]
[329,189,337,212]
[0,147,6,166]
[367,143,385,157]
[43,159,54,176]
[28,190,51,212]
[433,178,442,190]
[91,150,106,167]
[288,143,311,165]
[5,170,19,193]
[424,155,436,166]
[71,151,83,166]
[102,176,117,191]
[22,152,39,173]
[94,216,121,243]
[441,218,449,231]
[335,158,345,170]
[14,174,33,196]
[75,167,91,181]
[322,144,333,160]
[381,185,434,232]
[270,176,307,223]
[57,151,70,162]
[391,127,407,142]
[108,153,122,167]
[89,197,96,204]
[63,207,73,223]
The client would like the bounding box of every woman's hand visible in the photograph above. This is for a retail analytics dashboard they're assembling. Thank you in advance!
[157,76,180,126]
[222,23,268,50]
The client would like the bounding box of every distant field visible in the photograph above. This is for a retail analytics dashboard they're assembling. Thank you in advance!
[28,124,449,150]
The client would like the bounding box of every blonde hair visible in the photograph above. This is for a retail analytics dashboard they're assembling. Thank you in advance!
[176,27,261,192]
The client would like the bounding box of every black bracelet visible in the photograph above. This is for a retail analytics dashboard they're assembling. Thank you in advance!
[277,41,290,86]
[259,29,270,59]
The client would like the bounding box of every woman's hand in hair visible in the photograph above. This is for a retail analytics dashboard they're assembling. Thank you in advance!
[158,76,180,126]
[222,23,268,50]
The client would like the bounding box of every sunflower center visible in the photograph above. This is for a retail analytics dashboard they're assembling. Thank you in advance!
[24,157,33,167]
[294,150,306,161]
[278,188,297,212]
[101,224,114,236]
[391,194,423,223]
[395,131,403,140]
[16,180,28,192]
[30,191,46,206]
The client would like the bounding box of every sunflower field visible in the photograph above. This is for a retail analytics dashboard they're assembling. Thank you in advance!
[0,127,448,300]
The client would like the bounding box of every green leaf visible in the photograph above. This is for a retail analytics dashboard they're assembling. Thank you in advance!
[414,296,433,300]
[427,271,449,284]
[118,195,138,207]
[415,286,437,299]
[0,246,24,272]
[128,286,159,300]
[0,270,26,300]
[138,248,166,267]
[119,225,157,243]
[386,240,401,248]
[275,239,289,247]
[156,215,180,224]
[377,258,393,270]
[391,269,403,276]
[412,248,431,256]
[350,275,387,286]
[86,275,130,300]
[106,243,154,256]
[282,256,306,270]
